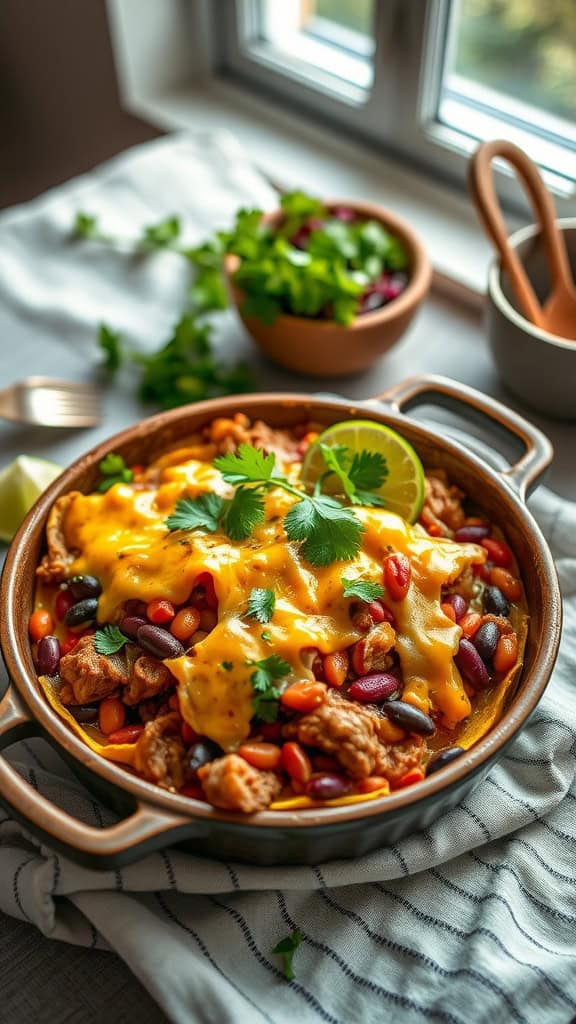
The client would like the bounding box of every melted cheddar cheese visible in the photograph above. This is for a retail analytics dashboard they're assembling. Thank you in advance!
[62,455,486,750]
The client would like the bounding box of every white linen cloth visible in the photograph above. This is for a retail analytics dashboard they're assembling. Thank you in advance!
[0,133,575,1024]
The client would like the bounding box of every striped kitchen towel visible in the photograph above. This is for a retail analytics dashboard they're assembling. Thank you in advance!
[0,483,575,1024]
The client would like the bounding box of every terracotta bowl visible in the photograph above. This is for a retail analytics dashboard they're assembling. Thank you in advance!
[0,375,561,869]
[224,199,432,376]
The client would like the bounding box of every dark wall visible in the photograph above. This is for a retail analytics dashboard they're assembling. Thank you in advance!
[0,0,161,209]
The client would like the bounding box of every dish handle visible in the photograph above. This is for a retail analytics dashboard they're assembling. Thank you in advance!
[0,685,194,868]
[370,374,553,501]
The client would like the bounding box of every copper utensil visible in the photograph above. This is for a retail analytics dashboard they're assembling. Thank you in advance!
[469,139,576,341]
[0,376,102,427]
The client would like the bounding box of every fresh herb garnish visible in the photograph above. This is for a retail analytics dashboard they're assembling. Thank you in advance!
[73,212,104,241]
[98,324,125,373]
[273,928,303,981]
[249,654,291,722]
[94,624,129,656]
[246,587,276,624]
[166,493,224,533]
[317,444,387,506]
[260,630,273,644]
[220,486,266,541]
[341,576,386,602]
[140,216,181,250]
[97,453,134,492]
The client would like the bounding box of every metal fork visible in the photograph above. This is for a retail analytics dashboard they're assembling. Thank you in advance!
[0,377,102,427]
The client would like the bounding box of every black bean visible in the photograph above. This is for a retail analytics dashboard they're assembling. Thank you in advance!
[185,739,222,777]
[383,700,436,736]
[484,585,510,617]
[68,574,102,600]
[426,746,465,776]
[120,615,148,639]
[36,635,60,676]
[65,597,99,627]
[136,624,184,660]
[473,621,499,662]
[70,704,99,724]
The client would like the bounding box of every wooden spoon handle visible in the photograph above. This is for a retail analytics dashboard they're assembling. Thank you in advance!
[469,140,572,325]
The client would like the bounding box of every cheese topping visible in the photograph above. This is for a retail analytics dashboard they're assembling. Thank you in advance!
[63,457,486,748]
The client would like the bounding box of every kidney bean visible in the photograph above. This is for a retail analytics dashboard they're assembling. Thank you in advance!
[459,612,482,639]
[367,600,386,623]
[199,608,218,632]
[99,697,126,735]
[65,598,98,627]
[36,635,61,676]
[426,746,465,776]
[70,704,99,723]
[484,585,510,617]
[313,754,341,773]
[489,567,522,602]
[54,589,76,622]
[307,774,351,801]
[454,525,490,543]
[120,614,148,639]
[394,767,425,789]
[137,624,185,660]
[481,537,512,567]
[238,742,282,771]
[323,651,349,688]
[356,776,389,794]
[280,681,327,712]
[351,639,367,675]
[383,701,436,736]
[124,599,148,617]
[281,742,312,784]
[191,572,218,611]
[473,621,499,662]
[186,739,222,777]
[493,633,518,673]
[442,593,467,622]
[29,609,53,642]
[170,607,201,643]
[383,553,411,601]
[68,574,102,600]
[455,638,490,689]
[441,603,456,622]
[107,724,145,744]
[348,673,399,703]
[146,598,175,625]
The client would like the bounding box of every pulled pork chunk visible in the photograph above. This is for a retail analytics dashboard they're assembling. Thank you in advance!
[36,493,79,582]
[59,635,128,705]
[205,414,301,462]
[362,621,396,673]
[283,690,423,781]
[198,754,283,812]
[134,712,186,791]
[420,470,465,536]
[123,655,174,706]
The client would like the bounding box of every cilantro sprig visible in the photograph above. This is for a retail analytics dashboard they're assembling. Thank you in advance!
[249,654,291,722]
[273,928,303,981]
[94,625,129,656]
[341,576,386,602]
[245,587,276,624]
[97,453,134,493]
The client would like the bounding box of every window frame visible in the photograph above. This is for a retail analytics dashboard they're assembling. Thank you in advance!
[217,0,576,211]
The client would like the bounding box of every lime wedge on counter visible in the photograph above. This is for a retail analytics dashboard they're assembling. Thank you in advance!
[301,420,425,523]
[0,456,62,542]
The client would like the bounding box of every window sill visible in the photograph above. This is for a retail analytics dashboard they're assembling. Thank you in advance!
[125,78,525,308]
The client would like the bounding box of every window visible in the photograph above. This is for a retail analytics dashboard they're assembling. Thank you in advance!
[219,0,576,204]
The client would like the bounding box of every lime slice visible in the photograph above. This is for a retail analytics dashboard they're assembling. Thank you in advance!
[0,456,62,543]
[301,420,425,523]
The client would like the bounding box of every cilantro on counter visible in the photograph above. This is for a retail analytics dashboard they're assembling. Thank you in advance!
[249,654,291,722]
[273,928,303,981]
[97,453,134,493]
[139,216,181,250]
[245,587,276,624]
[94,625,129,656]
[341,577,386,602]
[98,324,125,373]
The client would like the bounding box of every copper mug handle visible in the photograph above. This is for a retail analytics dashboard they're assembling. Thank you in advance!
[370,374,553,500]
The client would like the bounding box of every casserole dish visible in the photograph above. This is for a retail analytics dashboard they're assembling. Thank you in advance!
[0,375,561,868]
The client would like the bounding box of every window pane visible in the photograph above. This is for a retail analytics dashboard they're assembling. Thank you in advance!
[439,0,576,179]
[259,0,375,95]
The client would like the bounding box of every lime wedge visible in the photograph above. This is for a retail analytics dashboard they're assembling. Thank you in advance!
[301,420,425,523]
[0,456,62,543]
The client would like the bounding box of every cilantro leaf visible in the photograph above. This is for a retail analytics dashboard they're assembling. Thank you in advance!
[165,494,224,533]
[214,445,277,485]
[242,292,282,325]
[284,496,364,566]
[249,654,291,722]
[347,450,388,491]
[318,443,356,501]
[273,928,303,981]
[98,324,124,373]
[97,453,134,492]
[245,587,275,624]
[140,216,181,249]
[73,212,102,240]
[260,630,273,644]
[341,576,386,602]
[221,486,266,541]
[190,269,228,314]
[94,625,129,656]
